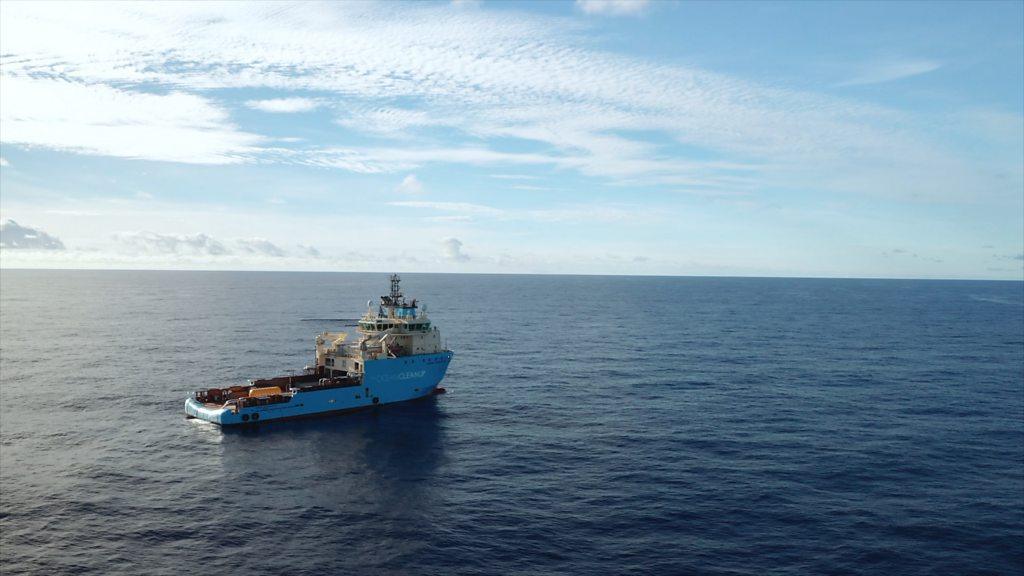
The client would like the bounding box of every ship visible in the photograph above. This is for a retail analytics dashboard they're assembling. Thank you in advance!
[185,274,453,426]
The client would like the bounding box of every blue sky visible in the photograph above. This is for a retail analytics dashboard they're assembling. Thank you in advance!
[0,0,1021,278]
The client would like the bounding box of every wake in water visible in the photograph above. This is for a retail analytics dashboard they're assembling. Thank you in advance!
[968,294,1024,306]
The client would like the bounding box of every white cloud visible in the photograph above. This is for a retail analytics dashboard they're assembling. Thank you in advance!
[301,146,569,175]
[0,219,65,249]
[236,238,286,257]
[111,231,287,258]
[297,244,321,257]
[576,0,650,16]
[0,2,1012,201]
[389,200,503,217]
[388,200,660,224]
[245,97,321,113]
[0,157,8,167]
[442,237,470,262]
[114,231,229,255]
[336,107,451,135]
[491,174,538,180]
[395,174,424,194]
[837,59,942,87]
[0,76,261,164]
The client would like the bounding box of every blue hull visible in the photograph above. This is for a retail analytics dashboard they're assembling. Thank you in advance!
[185,351,453,426]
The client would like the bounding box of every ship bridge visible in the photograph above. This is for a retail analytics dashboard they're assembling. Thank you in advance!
[357,274,431,333]
[315,275,445,378]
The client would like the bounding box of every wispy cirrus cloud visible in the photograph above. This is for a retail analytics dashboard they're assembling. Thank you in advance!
[0,75,261,164]
[0,2,1013,202]
[837,59,942,87]
[390,200,504,217]
[576,0,650,16]
[387,200,662,224]
[245,97,322,113]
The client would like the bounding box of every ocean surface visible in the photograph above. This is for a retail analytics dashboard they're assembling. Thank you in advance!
[1,271,1022,575]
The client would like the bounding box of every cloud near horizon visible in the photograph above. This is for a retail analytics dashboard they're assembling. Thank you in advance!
[0,220,65,250]
[442,238,470,262]
[236,238,287,257]
[114,231,229,256]
[0,2,1020,280]
[109,232,306,259]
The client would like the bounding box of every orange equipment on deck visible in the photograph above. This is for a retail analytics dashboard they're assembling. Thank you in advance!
[249,386,282,398]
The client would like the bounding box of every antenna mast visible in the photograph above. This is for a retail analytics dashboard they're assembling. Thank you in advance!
[389,274,403,302]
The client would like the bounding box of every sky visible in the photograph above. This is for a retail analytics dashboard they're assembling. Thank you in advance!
[0,0,1022,279]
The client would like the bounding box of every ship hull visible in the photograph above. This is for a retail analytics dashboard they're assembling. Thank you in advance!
[185,351,453,426]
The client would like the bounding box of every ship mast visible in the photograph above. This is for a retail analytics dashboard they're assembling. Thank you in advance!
[381,274,409,311]
[390,274,403,303]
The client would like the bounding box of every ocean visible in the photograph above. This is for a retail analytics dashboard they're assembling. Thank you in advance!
[1,270,1021,575]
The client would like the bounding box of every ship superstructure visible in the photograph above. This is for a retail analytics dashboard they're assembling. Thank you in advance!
[185,275,452,426]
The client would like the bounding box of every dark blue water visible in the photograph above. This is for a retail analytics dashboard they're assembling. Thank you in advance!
[1,271,1022,575]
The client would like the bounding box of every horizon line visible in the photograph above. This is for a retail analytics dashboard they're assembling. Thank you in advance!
[1,266,1021,283]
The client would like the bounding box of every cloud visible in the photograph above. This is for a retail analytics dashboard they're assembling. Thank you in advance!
[0,157,8,167]
[389,200,503,217]
[114,231,228,255]
[395,174,424,194]
[335,107,451,136]
[113,233,287,258]
[882,247,944,263]
[0,76,262,164]
[442,237,470,262]
[300,147,559,175]
[389,199,660,224]
[0,219,65,249]
[837,59,942,87]
[236,238,286,257]
[491,174,538,180]
[0,3,1013,201]
[298,244,321,257]
[245,97,321,113]
[576,0,649,16]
